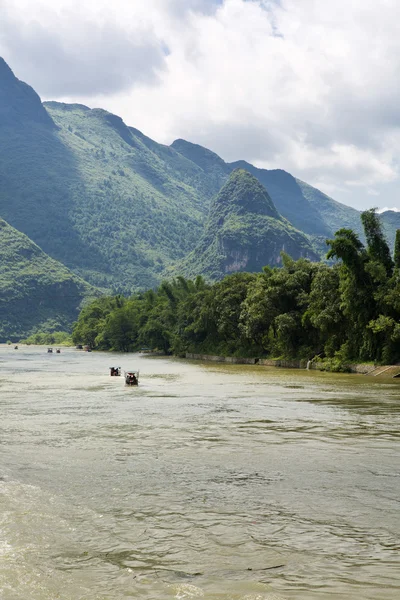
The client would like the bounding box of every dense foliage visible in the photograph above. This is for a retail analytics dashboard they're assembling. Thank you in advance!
[73,210,400,366]
[178,169,317,279]
[0,218,99,341]
[20,331,73,345]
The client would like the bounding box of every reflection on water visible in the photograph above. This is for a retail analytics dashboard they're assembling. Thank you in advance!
[0,345,399,599]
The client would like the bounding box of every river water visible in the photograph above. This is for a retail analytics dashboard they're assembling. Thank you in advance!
[0,345,399,600]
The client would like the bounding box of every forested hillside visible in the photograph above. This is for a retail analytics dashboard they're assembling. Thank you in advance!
[73,210,400,366]
[171,140,363,243]
[178,169,318,279]
[0,58,215,292]
[0,218,99,341]
[2,56,395,296]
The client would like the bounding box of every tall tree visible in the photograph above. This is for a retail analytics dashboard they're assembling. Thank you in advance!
[361,208,394,277]
[394,229,400,269]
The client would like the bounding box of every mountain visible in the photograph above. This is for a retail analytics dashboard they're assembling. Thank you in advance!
[0,218,99,341]
[178,169,318,279]
[0,59,215,292]
[170,140,362,242]
[1,57,395,296]
[0,57,55,128]
[380,211,400,247]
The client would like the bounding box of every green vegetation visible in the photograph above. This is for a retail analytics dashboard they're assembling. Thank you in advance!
[0,218,99,341]
[3,57,400,347]
[3,56,399,299]
[0,59,216,292]
[171,140,363,242]
[20,331,73,345]
[176,169,318,279]
[73,210,400,365]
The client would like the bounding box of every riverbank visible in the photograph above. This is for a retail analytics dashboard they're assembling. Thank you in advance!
[185,353,400,377]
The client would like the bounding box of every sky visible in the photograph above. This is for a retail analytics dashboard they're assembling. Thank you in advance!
[0,0,399,211]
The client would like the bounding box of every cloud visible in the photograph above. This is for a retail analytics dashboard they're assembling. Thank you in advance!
[167,0,223,16]
[0,0,167,95]
[1,0,400,209]
[377,207,400,214]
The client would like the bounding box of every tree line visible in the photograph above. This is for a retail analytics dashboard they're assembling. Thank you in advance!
[72,209,400,368]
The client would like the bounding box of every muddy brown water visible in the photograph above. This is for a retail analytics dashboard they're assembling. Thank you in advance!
[0,345,399,599]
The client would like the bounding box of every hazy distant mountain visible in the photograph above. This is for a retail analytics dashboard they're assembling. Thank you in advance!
[380,210,400,248]
[178,169,318,279]
[0,218,99,341]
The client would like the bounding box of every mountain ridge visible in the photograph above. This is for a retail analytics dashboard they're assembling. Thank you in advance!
[178,169,319,279]
[0,57,55,128]
[1,55,399,303]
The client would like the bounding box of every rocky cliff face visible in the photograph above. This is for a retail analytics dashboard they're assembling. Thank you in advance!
[178,169,319,279]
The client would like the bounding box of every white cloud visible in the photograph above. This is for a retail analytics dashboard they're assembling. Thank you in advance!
[377,207,400,214]
[1,0,400,209]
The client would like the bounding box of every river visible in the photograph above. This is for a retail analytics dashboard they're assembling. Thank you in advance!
[0,345,399,599]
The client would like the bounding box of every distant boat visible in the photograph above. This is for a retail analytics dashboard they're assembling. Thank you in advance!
[47,347,53,353]
[14,345,18,350]
[110,367,121,376]
[56,349,61,354]
[124,370,139,386]
[76,344,83,350]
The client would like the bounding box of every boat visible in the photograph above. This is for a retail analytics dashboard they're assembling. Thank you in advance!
[56,349,61,354]
[124,370,139,386]
[76,344,83,350]
[47,347,53,353]
[110,367,121,376]
[14,345,18,350]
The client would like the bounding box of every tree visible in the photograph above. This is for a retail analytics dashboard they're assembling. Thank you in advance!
[394,229,400,269]
[361,208,393,277]
[303,265,344,357]
[72,296,123,348]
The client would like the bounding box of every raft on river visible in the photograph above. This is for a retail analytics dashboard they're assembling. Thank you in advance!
[110,367,121,377]
[124,370,139,386]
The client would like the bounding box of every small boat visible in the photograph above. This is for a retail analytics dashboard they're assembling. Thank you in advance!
[110,367,121,376]
[83,345,92,352]
[14,345,18,350]
[124,371,139,386]
[47,347,53,353]
[76,344,83,350]
[56,349,61,354]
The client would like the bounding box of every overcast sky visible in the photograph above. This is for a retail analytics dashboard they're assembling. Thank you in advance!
[1,0,399,210]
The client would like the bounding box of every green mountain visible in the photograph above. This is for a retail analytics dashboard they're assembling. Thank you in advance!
[0,218,99,341]
[0,58,213,292]
[170,140,362,241]
[178,169,318,279]
[0,57,54,128]
[2,56,395,299]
